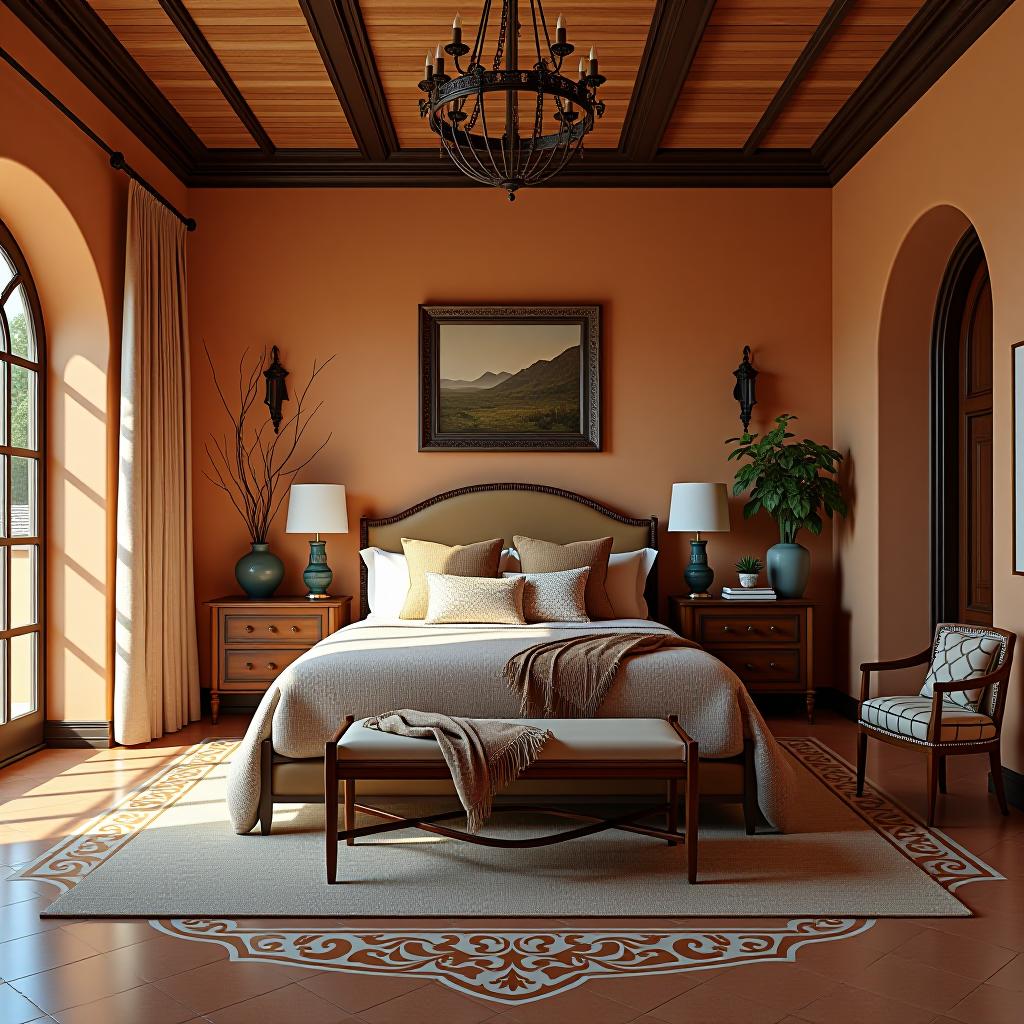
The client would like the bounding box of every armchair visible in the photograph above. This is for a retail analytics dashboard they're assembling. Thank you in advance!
[857,623,1016,826]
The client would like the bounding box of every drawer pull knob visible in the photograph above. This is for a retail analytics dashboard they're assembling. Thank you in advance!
[244,625,254,633]
[745,662,754,670]
[770,662,777,669]
[290,625,299,633]
[769,625,777,632]
[268,625,278,633]
[747,625,754,632]
[267,662,278,671]
[722,625,731,632]
[245,661,254,670]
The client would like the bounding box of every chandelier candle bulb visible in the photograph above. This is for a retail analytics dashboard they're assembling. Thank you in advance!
[425,49,434,76]
[434,43,445,77]
[557,13,566,45]
[588,46,598,77]
[452,12,462,46]
[579,56,586,79]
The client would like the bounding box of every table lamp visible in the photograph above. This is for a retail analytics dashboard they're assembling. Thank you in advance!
[668,482,730,598]
[286,484,349,600]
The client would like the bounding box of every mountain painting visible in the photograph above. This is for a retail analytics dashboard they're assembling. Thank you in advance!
[420,306,601,451]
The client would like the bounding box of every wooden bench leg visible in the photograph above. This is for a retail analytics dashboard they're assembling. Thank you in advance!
[325,740,339,884]
[344,779,355,846]
[743,739,757,836]
[666,778,679,845]
[258,739,274,836]
[686,741,699,884]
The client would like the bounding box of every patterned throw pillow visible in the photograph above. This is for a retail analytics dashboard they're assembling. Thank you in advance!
[399,537,503,619]
[502,567,591,623]
[920,627,1002,711]
[513,535,615,619]
[423,573,526,625]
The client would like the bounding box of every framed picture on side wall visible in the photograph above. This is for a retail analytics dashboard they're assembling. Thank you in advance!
[1014,341,1024,573]
[418,305,601,452]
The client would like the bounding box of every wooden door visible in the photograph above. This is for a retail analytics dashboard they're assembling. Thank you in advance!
[957,260,993,625]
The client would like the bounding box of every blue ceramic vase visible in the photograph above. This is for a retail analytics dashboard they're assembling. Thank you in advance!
[235,543,285,598]
[766,542,810,599]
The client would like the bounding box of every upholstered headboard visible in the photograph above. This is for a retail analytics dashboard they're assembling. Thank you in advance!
[359,482,658,619]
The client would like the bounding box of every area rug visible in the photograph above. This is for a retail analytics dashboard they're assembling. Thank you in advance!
[17,736,998,920]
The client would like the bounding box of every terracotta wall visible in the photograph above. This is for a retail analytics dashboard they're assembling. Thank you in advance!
[832,4,1023,771]
[0,8,187,723]
[187,187,834,683]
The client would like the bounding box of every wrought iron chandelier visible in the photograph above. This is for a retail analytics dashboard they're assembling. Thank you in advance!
[418,2,606,200]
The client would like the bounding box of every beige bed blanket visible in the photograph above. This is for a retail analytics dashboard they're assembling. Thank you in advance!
[227,618,797,834]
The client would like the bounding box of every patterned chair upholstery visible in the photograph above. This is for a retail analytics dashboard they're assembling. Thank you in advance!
[856,623,1016,826]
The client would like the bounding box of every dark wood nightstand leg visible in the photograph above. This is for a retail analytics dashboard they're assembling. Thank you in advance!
[210,692,220,725]
[805,689,815,723]
[742,739,757,836]
[258,739,273,835]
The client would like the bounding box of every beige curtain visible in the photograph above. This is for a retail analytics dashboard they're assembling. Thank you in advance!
[114,180,200,745]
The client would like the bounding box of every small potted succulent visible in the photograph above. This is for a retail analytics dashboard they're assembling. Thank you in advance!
[735,555,763,589]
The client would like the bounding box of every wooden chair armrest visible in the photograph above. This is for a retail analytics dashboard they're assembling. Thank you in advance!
[930,664,1007,696]
[859,648,931,674]
[859,647,931,706]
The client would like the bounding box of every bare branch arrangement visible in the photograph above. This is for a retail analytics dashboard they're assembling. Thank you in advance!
[203,343,334,543]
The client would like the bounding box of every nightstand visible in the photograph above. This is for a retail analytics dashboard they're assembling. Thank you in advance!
[670,596,815,722]
[206,596,351,723]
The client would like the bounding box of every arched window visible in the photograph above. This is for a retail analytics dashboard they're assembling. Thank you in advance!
[0,220,44,765]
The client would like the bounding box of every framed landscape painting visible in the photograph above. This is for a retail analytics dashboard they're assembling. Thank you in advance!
[419,304,601,451]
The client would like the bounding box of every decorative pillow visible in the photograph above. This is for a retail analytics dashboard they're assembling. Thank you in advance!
[920,627,1002,711]
[399,537,503,619]
[424,573,526,625]
[502,566,590,623]
[513,535,615,619]
[605,548,658,619]
[359,547,410,618]
[499,547,521,573]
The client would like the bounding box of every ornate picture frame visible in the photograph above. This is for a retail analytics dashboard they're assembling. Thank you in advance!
[419,304,601,452]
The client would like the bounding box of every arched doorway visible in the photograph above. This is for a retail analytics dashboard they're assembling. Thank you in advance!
[931,228,993,628]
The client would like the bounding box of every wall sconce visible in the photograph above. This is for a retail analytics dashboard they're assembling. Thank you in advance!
[263,345,290,434]
[732,346,758,434]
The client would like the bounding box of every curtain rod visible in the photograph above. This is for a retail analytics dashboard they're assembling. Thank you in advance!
[0,46,197,232]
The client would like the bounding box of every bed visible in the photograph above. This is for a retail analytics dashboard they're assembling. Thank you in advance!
[227,483,796,835]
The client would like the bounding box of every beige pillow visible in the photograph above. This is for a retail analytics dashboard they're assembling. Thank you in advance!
[605,548,658,619]
[424,573,526,625]
[399,537,503,619]
[503,567,590,623]
[513,535,615,619]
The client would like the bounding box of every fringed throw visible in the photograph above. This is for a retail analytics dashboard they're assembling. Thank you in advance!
[364,709,550,833]
[504,632,699,718]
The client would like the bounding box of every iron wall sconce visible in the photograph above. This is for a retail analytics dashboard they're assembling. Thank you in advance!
[732,346,758,434]
[263,345,290,434]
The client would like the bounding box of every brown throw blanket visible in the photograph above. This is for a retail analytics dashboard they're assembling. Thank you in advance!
[504,632,699,717]
[365,709,551,833]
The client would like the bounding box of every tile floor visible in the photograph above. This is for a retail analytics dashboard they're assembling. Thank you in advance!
[0,709,1022,1023]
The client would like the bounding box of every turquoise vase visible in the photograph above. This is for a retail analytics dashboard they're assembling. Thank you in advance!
[235,543,285,598]
[302,539,333,599]
[767,542,810,599]
[683,538,715,597]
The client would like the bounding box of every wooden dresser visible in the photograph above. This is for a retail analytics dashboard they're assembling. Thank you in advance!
[206,596,351,723]
[670,596,815,721]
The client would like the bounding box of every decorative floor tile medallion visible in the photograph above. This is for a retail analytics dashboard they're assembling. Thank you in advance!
[153,917,874,1004]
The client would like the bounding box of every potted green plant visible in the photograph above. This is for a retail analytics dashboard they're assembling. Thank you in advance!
[726,414,847,598]
[735,555,763,589]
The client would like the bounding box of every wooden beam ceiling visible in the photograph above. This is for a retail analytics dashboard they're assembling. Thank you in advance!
[1,0,1014,187]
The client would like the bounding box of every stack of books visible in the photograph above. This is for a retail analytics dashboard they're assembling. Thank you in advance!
[721,586,777,601]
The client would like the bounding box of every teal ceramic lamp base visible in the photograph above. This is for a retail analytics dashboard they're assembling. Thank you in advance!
[302,538,334,600]
[683,537,715,598]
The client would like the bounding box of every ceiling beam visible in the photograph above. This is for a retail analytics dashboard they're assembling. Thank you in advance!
[1,0,201,178]
[743,0,855,157]
[815,0,1014,181]
[619,0,716,162]
[156,0,275,155]
[188,147,831,189]
[297,0,396,161]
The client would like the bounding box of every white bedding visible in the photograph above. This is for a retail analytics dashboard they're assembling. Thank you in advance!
[227,617,797,834]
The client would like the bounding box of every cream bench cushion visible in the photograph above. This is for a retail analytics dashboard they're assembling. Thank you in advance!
[336,717,687,761]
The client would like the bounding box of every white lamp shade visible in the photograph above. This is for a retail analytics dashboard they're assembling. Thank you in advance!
[667,482,730,533]
[286,484,349,534]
